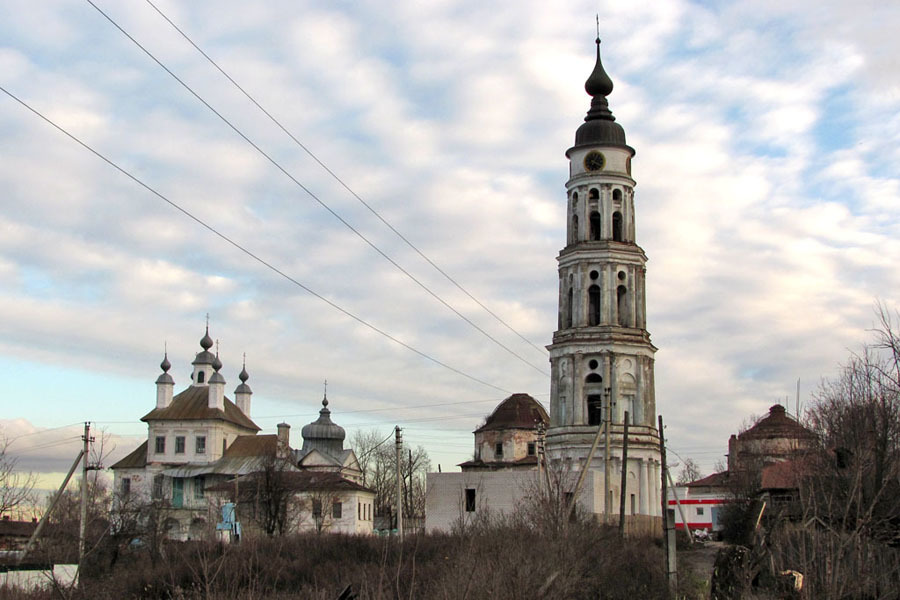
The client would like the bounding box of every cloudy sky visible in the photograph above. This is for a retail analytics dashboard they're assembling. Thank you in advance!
[2,0,898,492]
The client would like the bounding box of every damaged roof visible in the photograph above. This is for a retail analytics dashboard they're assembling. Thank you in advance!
[475,393,549,433]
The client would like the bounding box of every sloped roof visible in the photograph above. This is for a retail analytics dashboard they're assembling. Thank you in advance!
[475,393,549,433]
[687,471,729,488]
[110,440,148,469]
[0,519,37,538]
[141,385,260,431]
[760,459,805,490]
[206,470,373,494]
[739,405,816,441]
[159,434,297,478]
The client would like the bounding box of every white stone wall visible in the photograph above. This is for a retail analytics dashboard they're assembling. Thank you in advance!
[425,471,542,533]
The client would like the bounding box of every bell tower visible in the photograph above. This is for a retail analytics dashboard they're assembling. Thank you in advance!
[546,36,661,518]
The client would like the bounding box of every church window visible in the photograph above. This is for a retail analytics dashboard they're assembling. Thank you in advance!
[566,287,573,328]
[587,395,603,426]
[313,499,322,518]
[195,436,206,454]
[589,211,602,240]
[589,270,598,280]
[175,436,185,454]
[588,285,601,326]
[358,503,361,520]
[528,442,536,456]
[155,436,165,454]
[588,359,598,369]
[572,215,578,242]
[613,188,622,201]
[630,493,636,515]
[333,501,343,519]
[465,488,476,512]
[612,211,623,241]
[495,442,504,458]
[589,188,599,200]
[197,371,205,383]
[194,476,205,500]
[572,191,578,206]
[121,477,131,496]
[617,285,628,326]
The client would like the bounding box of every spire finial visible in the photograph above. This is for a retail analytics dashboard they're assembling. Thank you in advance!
[322,378,329,408]
[596,14,600,42]
[212,339,223,371]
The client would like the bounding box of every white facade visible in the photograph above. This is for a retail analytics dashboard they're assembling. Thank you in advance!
[425,471,541,532]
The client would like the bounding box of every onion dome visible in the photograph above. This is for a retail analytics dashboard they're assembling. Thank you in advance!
[573,37,628,148]
[192,326,216,366]
[156,351,174,385]
[212,353,223,372]
[234,361,252,395]
[300,395,346,457]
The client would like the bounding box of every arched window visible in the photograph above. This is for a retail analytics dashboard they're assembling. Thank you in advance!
[588,285,601,326]
[612,211,623,242]
[566,287,574,328]
[572,191,579,207]
[613,188,622,201]
[197,371,205,383]
[617,285,628,326]
[585,374,604,426]
[589,211,601,241]
[572,215,579,243]
[589,188,599,200]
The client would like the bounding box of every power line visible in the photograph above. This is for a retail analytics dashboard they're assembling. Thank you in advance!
[84,0,549,378]
[144,0,549,361]
[0,83,511,396]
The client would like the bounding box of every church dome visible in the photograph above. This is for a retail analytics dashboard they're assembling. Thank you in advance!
[571,38,630,150]
[300,396,346,457]
[476,393,549,433]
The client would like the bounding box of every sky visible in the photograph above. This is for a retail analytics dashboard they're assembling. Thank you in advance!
[1,0,899,496]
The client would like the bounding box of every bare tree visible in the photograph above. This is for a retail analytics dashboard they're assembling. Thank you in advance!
[350,428,430,520]
[0,433,36,518]
[238,451,298,536]
[676,457,703,485]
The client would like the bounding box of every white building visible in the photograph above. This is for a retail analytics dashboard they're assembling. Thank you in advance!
[111,328,374,538]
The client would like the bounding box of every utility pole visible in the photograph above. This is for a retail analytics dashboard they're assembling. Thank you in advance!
[618,412,629,537]
[659,415,676,590]
[536,421,545,491]
[394,426,403,540]
[79,422,93,569]
[603,386,611,523]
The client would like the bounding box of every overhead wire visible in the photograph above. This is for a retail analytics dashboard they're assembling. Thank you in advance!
[0,83,511,396]
[144,0,549,361]
[84,0,549,378]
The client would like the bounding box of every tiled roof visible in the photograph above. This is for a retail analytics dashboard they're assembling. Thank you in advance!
[760,459,805,490]
[141,385,260,431]
[475,393,549,433]
[110,440,148,469]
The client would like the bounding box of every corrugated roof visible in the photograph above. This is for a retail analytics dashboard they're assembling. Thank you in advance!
[475,393,549,433]
[160,434,296,478]
[110,440,148,469]
[141,386,260,431]
[687,471,729,488]
[206,470,373,494]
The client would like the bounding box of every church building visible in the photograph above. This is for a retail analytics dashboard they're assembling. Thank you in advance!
[426,35,662,532]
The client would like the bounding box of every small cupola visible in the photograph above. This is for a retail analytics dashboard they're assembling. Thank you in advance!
[155,351,174,409]
[191,325,217,386]
[208,350,226,411]
[234,356,253,417]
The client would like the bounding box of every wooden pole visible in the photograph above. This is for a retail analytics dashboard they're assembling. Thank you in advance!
[18,449,84,564]
[394,426,403,539]
[618,412,629,537]
[79,422,90,569]
[603,386,611,522]
[659,415,676,589]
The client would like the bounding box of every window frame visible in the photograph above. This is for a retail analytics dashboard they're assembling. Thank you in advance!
[195,435,206,454]
[175,436,186,454]
[155,435,165,454]
[465,488,476,512]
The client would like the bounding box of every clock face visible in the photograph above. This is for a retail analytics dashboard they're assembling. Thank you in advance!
[583,151,606,172]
